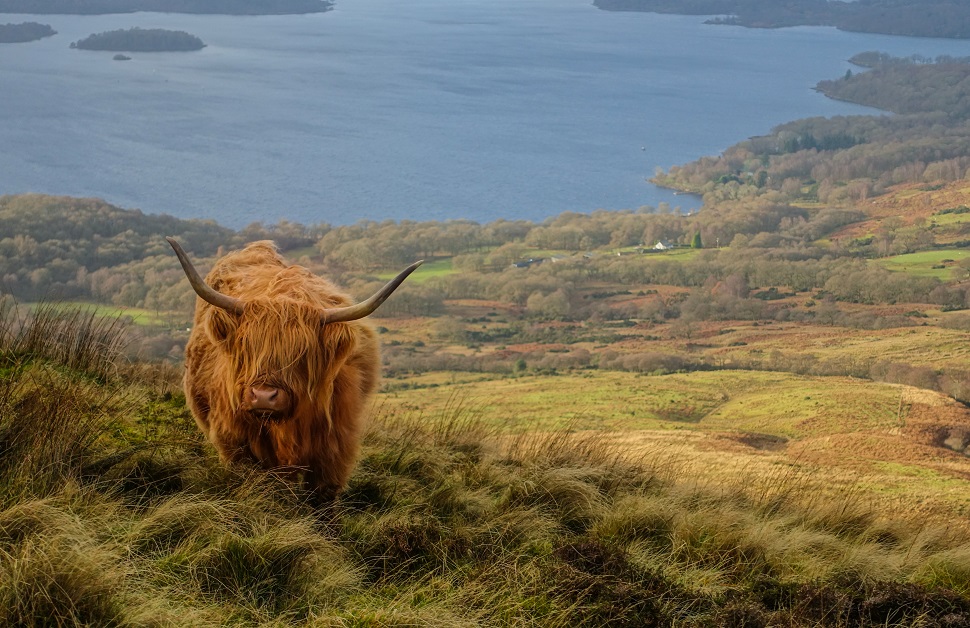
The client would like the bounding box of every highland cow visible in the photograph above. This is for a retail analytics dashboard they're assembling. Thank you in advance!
[167,238,421,501]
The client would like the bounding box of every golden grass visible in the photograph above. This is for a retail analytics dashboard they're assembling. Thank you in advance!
[701,321,970,372]
[4,302,970,623]
[378,370,970,521]
[380,370,907,437]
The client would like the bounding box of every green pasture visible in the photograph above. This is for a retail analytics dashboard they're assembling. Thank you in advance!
[377,369,906,438]
[659,247,704,261]
[700,375,904,438]
[377,257,454,284]
[24,301,179,327]
[521,248,573,259]
[604,246,707,262]
[931,209,970,227]
[874,249,970,279]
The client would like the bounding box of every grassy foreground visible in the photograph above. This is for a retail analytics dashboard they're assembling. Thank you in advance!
[2,307,970,626]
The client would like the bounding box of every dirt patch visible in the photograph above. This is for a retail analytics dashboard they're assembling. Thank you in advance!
[732,432,789,451]
[786,432,949,470]
[902,396,970,461]
[941,427,970,454]
[902,386,955,408]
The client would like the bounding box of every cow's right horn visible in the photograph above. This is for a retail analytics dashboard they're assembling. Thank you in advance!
[167,237,245,316]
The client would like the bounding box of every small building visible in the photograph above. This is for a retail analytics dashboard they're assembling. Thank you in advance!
[653,240,673,251]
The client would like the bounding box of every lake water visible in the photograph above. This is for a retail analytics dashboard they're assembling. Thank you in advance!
[2,0,969,228]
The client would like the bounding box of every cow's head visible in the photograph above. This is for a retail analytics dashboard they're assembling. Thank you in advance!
[167,237,421,423]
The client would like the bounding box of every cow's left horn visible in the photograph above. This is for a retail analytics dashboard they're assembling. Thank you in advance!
[166,237,245,316]
[322,260,423,324]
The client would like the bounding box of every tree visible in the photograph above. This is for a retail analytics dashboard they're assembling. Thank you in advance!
[691,232,703,249]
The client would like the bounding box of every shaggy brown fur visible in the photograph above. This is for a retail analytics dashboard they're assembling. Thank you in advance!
[183,241,380,501]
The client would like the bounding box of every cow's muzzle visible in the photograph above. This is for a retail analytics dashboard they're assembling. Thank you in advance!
[244,384,292,422]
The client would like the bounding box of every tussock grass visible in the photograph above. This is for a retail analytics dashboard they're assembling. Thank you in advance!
[1,308,970,625]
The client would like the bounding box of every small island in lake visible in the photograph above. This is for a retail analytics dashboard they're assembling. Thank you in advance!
[71,28,205,52]
[0,21,55,43]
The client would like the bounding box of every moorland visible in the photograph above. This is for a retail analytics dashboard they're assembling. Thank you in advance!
[4,52,970,624]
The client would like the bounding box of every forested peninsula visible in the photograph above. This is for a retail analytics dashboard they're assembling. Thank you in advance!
[0,0,331,15]
[0,21,54,43]
[594,0,970,39]
[71,28,204,52]
[653,53,970,207]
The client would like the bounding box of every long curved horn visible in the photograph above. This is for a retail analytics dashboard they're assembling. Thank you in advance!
[166,237,245,316]
[322,260,424,324]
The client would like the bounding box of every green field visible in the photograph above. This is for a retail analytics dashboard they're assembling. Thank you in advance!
[875,249,970,279]
[377,257,454,283]
[931,209,970,227]
[24,301,181,327]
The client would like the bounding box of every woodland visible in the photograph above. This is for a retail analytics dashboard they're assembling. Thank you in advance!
[594,0,970,39]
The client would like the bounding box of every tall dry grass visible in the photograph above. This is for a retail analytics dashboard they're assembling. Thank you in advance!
[0,298,130,380]
[0,304,968,625]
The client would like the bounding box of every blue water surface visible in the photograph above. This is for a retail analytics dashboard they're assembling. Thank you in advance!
[1,0,969,227]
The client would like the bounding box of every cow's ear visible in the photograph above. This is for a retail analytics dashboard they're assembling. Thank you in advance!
[205,307,239,344]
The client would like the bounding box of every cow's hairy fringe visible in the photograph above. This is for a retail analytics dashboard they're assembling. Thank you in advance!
[204,241,363,430]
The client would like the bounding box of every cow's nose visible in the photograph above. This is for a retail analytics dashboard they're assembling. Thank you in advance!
[249,385,286,412]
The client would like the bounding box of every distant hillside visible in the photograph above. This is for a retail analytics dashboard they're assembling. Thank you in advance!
[0,194,322,305]
[594,0,970,39]
[0,0,331,15]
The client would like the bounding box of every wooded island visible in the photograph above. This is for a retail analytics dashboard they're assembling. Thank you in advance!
[71,27,204,52]
[0,21,54,43]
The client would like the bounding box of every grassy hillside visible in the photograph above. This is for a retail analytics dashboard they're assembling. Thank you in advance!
[379,369,970,518]
[3,305,970,626]
[7,42,970,625]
